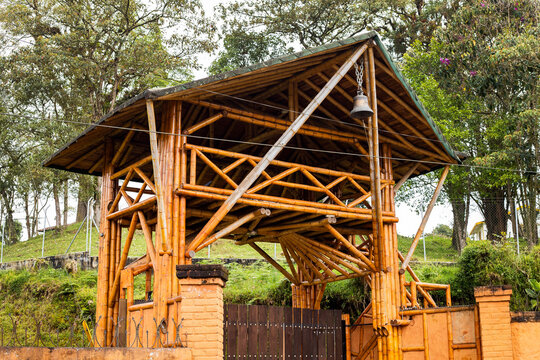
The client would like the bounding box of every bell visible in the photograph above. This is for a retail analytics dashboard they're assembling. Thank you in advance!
[350,94,373,119]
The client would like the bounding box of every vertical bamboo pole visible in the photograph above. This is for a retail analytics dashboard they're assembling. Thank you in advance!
[422,312,429,360]
[106,194,118,345]
[96,138,114,347]
[178,102,187,267]
[447,310,454,360]
[172,101,181,286]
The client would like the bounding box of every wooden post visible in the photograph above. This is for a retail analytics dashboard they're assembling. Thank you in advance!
[95,138,114,347]
[186,43,369,256]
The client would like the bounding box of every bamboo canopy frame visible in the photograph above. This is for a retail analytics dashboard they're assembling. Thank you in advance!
[45,31,460,358]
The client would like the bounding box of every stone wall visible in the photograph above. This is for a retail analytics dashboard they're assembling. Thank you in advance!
[0,253,261,272]
[0,252,101,271]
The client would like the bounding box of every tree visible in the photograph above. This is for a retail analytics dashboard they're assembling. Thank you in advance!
[215,0,461,65]
[0,0,216,228]
[403,0,539,245]
[402,39,475,252]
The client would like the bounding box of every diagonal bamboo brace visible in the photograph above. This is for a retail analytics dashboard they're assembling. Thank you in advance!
[185,43,370,257]
[400,165,450,273]
[146,100,171,253]
[194,208,271,251]
[324,223,377,272]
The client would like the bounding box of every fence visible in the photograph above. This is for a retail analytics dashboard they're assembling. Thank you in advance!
[0,311,186,349]
[224,304,343,359]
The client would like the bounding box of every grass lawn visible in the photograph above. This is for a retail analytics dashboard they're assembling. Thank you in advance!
[397,234,459,262]
[1,222,148,263]
[0,221,285,263]
[1,220,458,265]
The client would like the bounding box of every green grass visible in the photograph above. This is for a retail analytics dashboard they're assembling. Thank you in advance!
[0,221,285,263]
[398,234,459,262]
[2,222,151,263]
[195,238,284,260]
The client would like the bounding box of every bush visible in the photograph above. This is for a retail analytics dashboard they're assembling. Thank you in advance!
[451,240,540,310]
[432,224,453,238]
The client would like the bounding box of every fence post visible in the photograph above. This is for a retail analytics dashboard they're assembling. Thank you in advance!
[41,206,49,258]
[514,205,520,255]
[1,203,4,263]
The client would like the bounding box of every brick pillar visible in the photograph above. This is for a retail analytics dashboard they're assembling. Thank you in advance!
[177,264,228,360]
[474,285,513,360]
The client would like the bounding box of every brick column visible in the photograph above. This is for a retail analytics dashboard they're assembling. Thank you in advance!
[474,285,513,360]
[177,264,228,360]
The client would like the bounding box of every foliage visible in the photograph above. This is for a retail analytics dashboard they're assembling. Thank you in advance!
[1,219,22,245]
[452,241,540,310]
[0,0,216,230]
[401,0,539,245]
[397,234,459,262]
[525,279,540,310]
[431,224,453,238]
[216,0,460,58]
[208,29,292,75]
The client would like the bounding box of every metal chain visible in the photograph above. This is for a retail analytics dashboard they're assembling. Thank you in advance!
[354,60,364,96]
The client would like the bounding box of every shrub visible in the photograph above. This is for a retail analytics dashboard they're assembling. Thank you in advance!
[432,224,453,238]
[451,240,540,310]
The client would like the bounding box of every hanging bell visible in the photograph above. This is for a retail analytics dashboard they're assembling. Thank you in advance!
[350,94,373,119]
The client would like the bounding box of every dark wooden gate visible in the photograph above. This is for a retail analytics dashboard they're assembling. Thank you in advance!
[224,304,343,359]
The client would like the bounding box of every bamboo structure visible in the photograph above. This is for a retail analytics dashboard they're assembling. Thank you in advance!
[45,31,461,358]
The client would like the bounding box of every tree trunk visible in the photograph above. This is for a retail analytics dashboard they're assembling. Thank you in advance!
[519,177,539,248]
[53,183,61,228]
[76,175,97,222]
[479,188,508,242]
[24,193,32,240]
[451,196,469,253]
[63,180,69,226]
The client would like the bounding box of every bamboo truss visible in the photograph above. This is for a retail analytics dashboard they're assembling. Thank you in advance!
[45,36,459,359]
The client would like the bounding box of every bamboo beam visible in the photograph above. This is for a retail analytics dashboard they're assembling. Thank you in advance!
[112,130,136,166]
[249,242,299,285]
[146,100,170,253]
[178,184,397,221]
[280,241,299,282]
[400,165,450,272]
[137,211,157,267]
[193,208,271,252]
[133,167,156,194]
[184,112,225,135]
[185,143,376,182]
[108,213,138,306]
[324,223,376,272]
[112,155,153,180]
[106,196,156,220]
[393,163,420,192]
[95,139,114,347]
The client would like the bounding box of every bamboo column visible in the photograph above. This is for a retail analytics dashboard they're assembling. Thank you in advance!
[96,138,114,346]
[365,45,402,360]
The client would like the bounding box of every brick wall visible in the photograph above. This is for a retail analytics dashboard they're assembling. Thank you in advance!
[474,285,514,360]
[177,265,228,360]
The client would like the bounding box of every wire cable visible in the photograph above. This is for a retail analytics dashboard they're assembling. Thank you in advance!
[0,112,536,175]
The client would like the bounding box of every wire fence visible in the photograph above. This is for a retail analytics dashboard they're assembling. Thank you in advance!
[0,311,186,349]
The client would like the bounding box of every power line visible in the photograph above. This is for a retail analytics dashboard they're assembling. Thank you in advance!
[0,112,536,175]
